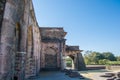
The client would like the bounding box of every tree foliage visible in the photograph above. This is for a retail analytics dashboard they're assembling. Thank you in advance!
[116,56,120,61]
[84,51,117,65]
[98,59,110,65]
[102,52,116,61]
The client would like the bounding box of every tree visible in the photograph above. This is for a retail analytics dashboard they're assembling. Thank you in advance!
[116,56,120,61]
[102,52,116,61]
[84,51,104,64]
[90,52,104,64]
[84,51,92,64]
[84,51,117,65]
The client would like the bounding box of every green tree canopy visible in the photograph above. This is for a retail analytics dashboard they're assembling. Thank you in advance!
[84,51,117,65]
[84,51,104,64]
[116,56,120,61]
[102,52,116,61]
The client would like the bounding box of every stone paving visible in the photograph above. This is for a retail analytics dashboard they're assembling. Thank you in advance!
[27,71,90,80]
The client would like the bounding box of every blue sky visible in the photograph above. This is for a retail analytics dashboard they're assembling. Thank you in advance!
[33,0,120,56]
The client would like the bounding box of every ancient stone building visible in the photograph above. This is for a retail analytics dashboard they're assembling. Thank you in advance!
[40,27,66,70]
[0,0,86,80]
[0,0,41,80]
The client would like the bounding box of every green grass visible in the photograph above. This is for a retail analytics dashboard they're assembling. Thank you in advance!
[106,61,120,65]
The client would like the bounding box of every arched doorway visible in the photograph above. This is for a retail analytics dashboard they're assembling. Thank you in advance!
[25,26,35,77]
[65,55,75,69]
[14,22,21,80]
[45,48,57,70]
[13,76,18,80]
[27,26,33,58]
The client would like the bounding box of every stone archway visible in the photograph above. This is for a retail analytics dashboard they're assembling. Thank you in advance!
[25,26,36,77]
[69,55,75,69]
[27,26,33,58]
[65,45,86,70]
[66,53,86,70]
[67,55,78,70]
[65,56,74,69]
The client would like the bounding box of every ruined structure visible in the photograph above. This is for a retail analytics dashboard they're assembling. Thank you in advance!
[66,46,86,70]
[40,27,66,70]
[0,0,86,80]
[0,0,41,80]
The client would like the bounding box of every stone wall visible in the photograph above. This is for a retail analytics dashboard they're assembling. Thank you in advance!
[25,26,34,78]
[41,42,61,69]
[25,26,41,78]
[33,26,41,74]
[0,0,25,79]
[0,0,41,80]
[40,28,66,70]
[21,0,41,79]
[40,27,66,40]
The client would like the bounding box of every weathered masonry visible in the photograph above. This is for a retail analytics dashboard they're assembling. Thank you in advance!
[40,27,67,70]
[66,46,86,70]
[0,0,86,80]
[0,0,41,80]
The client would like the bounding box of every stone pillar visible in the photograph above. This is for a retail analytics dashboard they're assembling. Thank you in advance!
[61,55,66,70]
[74,54,78,70]
[0,1,19,79]
[60,53,63,70]
[72,60,74,69]
[60,40,66,70]
[77,53,86,70]
[63,56,66,69]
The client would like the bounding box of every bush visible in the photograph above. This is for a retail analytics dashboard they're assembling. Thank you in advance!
[98,59,110,65]
[66,58,72,67]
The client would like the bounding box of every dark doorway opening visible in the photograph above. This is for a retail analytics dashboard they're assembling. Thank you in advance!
[14,76,18,80]
[45,54,57,70]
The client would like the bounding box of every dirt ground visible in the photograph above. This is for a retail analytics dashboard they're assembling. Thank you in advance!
[27,69,120,80]
[80,69,120,80]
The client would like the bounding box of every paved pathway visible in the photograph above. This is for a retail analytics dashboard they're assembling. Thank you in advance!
[28,71,90,80]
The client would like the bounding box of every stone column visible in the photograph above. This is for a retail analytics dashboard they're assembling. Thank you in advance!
[63,56,66,69]
[72,60,75,69]
[77,53,86,70]
[61,55,66,70]
[74,54,78,70]
[60,40,66,70]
